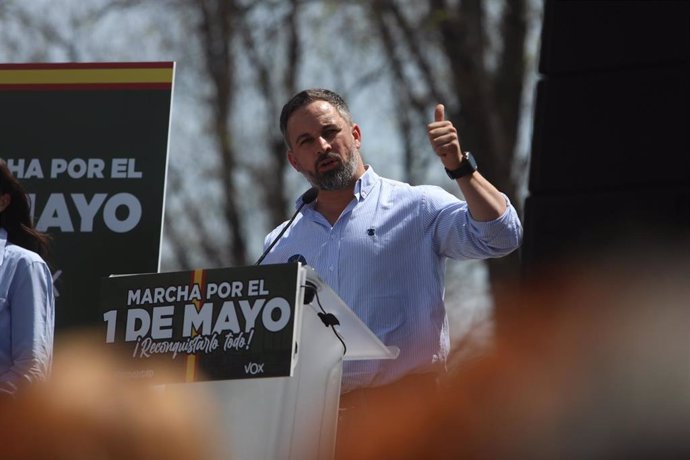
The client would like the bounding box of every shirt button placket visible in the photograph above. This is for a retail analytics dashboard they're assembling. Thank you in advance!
[326,226,341,291]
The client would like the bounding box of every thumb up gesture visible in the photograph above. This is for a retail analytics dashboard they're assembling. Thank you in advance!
[427,104,463,170]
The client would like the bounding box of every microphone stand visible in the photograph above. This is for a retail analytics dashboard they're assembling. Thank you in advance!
[255,187,318,265]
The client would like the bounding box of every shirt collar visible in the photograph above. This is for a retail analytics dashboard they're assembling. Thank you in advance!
[354,165,378,201]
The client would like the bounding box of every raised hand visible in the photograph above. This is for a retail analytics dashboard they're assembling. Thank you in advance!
[427,104,463,170]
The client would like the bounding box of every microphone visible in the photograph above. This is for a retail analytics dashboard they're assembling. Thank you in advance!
[255,187,318,265]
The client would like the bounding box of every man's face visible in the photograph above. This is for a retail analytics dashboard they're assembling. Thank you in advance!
[286,100,364,190]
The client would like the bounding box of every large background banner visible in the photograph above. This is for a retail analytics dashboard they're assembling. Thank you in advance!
[101,263,302,383]
[0,62,174,331]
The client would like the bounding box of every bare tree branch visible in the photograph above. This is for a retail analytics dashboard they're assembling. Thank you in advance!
[163,169,225,269]
[194,0,248,265]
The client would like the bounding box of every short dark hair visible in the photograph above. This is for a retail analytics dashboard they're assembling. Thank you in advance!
[279,88,353,147]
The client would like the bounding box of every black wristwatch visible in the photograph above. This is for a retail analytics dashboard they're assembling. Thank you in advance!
[445,152,477,179]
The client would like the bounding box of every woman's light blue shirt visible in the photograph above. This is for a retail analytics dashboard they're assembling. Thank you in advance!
[0,227,55,395]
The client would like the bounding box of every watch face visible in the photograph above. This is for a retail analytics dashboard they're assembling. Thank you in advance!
[466,152,477,169]
[446,152,477,179]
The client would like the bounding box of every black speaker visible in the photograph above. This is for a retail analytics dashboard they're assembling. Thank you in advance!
[523,0,690,271]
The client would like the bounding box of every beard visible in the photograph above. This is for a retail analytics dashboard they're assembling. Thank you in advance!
[309,147,361,191]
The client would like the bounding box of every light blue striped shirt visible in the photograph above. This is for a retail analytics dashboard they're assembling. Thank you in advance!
[0,228,55,395]
[261,166,522,392]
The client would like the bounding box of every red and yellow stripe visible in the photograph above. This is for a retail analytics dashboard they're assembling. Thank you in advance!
[0,62,174,91]
[184,268,206,382]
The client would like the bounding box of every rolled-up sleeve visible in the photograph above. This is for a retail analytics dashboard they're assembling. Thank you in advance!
[466,195,523,256]
[430,191,523,260]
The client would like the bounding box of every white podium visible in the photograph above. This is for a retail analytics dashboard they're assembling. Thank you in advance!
[167,265,398,460]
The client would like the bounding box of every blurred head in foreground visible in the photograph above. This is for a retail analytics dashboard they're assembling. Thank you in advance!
[337,242,690,460]
[0,333,220,460]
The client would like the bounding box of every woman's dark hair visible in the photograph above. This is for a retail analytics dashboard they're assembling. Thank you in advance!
[0,159,51,259]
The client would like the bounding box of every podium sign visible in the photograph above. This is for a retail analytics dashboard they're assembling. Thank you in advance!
[0,62,174,330]
[100,263,304,383]
[163,265,398,460]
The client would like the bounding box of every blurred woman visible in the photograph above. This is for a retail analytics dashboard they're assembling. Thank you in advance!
[0,333,222,460]
[0,159,54,396]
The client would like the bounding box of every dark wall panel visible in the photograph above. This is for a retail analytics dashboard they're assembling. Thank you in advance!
[539,0,689,74]
[530,64,689,193]
[523,0,690,271]
[522,187,690,268]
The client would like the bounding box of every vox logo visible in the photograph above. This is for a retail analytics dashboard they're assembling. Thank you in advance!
[244,362,265,375]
